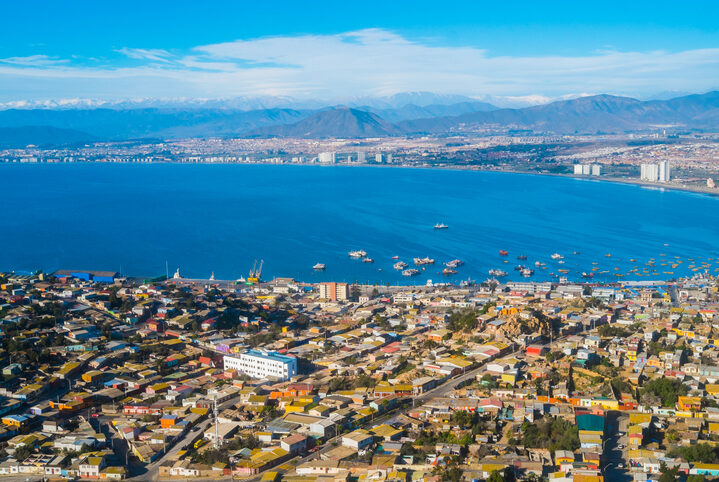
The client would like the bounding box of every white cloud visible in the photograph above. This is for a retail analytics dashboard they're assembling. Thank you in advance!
[116,48,174,63]
[0,55,69,67]
[1,29,718,102]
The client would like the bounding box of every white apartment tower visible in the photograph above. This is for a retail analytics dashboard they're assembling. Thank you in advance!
[658,161,671,182]
[318,152,336,164]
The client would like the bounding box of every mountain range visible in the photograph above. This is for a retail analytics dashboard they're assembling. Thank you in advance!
[1,91,718,147]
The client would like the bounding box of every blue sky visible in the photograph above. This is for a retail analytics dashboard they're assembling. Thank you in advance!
[1,0,718,105]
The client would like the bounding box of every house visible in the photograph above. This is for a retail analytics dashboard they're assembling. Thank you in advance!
[280,434,309,455]
[342,429,374,450]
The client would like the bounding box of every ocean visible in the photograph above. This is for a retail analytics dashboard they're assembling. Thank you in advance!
[1,162,718,284]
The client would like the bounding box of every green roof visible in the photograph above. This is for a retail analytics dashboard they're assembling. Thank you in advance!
[576,413,605,433]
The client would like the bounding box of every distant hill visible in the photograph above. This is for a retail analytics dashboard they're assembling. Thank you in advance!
[399,91,719,134]
[0,126,96,148]
[367,101,498,122]
[0,107,312,139]
[1,91,719,140]
[249,107,402,138]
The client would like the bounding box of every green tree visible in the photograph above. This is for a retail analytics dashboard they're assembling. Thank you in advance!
[488,470,504,482]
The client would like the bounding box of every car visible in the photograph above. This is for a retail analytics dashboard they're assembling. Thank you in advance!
[618,463,624,469]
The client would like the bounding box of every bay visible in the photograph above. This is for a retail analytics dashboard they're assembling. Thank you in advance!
[1,163,717,284]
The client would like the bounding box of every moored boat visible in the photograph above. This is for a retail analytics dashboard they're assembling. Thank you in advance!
[445,259,464,268]
[414,257,435,265]
[313,263,326,270]
[348,250,367,258]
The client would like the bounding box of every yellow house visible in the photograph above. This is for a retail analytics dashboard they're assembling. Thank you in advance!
[589,399,619,410]
[82,370,104,383]
[501,373,517,385]
[678,396,702,411]
[707,385,719,396]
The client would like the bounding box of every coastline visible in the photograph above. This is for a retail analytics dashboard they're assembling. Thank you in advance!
[5,158,718,198]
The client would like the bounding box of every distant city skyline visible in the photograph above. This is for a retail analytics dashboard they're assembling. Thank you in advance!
[1,0,719,104]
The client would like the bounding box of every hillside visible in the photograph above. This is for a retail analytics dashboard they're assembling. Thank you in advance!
[249,107,403,138]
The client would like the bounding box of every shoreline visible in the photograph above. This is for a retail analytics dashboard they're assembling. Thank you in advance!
[5,159,718,198]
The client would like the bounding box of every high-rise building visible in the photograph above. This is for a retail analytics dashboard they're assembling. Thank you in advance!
[640,163,659,182]
[658,161,670,182]
[386,153,393,164]
[318,152,336,164]
[641,162,669,182]
[375,153,383,163]
[357,152,366,163]
[574,164,601,176]
[319,282,350,301]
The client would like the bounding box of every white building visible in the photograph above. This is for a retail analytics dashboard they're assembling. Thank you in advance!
[573,164,600,176]
[223,350,297,381]
[641,162,670,182]
[658,160,671,182]
[375,153,383,163]
[640,163,659,182]
[357,152,366,163]
[318,152,336,164]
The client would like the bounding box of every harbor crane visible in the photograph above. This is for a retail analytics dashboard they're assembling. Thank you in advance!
[248,259,264,284]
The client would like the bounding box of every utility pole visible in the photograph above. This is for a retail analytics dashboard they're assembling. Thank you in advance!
[214,395,220,449]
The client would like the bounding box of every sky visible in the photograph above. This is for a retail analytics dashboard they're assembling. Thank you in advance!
[1,0,719,106]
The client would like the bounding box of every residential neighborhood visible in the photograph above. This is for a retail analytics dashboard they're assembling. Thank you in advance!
[0,269,718,481]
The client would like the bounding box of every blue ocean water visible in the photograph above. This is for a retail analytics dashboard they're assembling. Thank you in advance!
[1,163,717,284]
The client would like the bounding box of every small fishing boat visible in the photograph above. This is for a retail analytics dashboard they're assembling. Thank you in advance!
[313,263,326,270]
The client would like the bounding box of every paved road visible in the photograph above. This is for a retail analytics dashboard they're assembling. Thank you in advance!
[604,411,631,482]
[126,394,244,481]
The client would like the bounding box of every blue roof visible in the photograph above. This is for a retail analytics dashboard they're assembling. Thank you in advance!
[245,349,296,364]
[576,413,605,432]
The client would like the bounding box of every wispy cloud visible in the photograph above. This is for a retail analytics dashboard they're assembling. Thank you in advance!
[1,29,718,102]
[0,55,69,67]
[116,47,174,63]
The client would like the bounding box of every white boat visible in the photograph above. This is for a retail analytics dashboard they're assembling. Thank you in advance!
[393,261,408,270]
[414,257,435,265]
[313,263,326,270]
[488,269,508,277]
[551,253,564,260]
[520,268,534,277]
[434,223,449,229]
[402,268,420,277]
[348,250,367,258]
[446,259,464,268]
[362,258,374,263]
